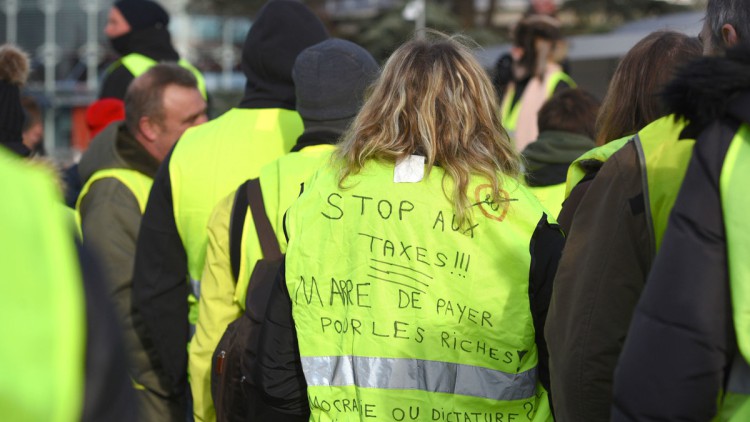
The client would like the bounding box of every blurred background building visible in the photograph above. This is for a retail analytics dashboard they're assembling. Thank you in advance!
[0,0,704,163]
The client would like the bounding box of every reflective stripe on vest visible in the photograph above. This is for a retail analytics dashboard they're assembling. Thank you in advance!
[717,353,750,420]
[110,53,207,99]
[75,168,153,236]
[285,161,553,421]
[170,108,303,323]
[302,355,538,402]
[501,70,575,133]
[0,149,85,421]
[719,125,750,422]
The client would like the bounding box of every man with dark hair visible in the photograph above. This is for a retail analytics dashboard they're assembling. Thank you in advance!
[76,63,206,421]
[101,0,205,100]
[130,1,328,418]
[522,88,600,216]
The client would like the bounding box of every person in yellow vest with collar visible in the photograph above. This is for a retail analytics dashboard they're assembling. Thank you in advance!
[1,147,136,422]
[189,38,379,422]
[252,34,565,422]
[102,0,206,100]
[522,88,600,217]
[77,64,207,421]
[501,14,575,152]
[131,0,328,415]
[613,45,750,421]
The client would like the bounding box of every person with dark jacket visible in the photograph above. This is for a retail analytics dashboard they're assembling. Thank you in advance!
[77,64,206,421]
[545,3,740,420]
[612,46,750,421]
[101,0,204,100]
[130,1,328,416]
[190,38,379,422]
[522,88,600,217]
[0,44,32,157]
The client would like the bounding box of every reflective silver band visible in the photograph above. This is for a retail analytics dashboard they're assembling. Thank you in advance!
[301,355,537,401]
[728,354,750,395]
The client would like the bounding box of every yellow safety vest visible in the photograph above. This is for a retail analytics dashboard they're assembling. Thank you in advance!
[75,168,154,235]
[565,115,694,254]
[501,70,575,133]
[0,149,85,421]
[108,53,208,99]
[170,107,303,324]
[236,144,335,304]
[285,160,553,421]
[717,124,750,420]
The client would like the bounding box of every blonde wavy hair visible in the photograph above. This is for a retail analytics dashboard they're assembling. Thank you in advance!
[337,33,520,226]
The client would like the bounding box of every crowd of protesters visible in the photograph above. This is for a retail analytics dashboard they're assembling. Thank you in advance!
[2,0,750,421]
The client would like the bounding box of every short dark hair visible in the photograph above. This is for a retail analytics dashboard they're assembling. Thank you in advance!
[706,0,750,52]
[124,63,198,135]
[537,88,601,139]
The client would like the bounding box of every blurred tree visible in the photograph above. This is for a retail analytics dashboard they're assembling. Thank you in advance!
[187,0,265,16]
[351,2,504,62]
[184,0,506,62]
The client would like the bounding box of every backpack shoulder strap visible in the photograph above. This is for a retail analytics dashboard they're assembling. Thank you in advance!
[246,178,282,260]
[229,181,250,283]
[228,178,282,283]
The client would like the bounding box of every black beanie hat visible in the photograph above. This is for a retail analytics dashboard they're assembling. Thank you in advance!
[293,39,379,132]
[0,44,29,155]
[114,0,169,30]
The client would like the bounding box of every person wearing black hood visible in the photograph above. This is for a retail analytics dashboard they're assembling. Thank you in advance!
[101,0,206,100]
[130,1,328,418]
[189,38,379,422]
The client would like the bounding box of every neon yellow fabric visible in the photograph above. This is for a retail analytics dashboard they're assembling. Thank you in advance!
[527,182,565,217]
[501,70,575,132]
[565,135,631,198]
[170,108,303,325]
[0,149,85,421]
[112,53,208,99]
[635,116,692,252]
[716,125,750,421]
[285,161,553,421]
[189,145,333,421]
[718,393,750,421]
[75,168,153,234]
[722,125,750,366]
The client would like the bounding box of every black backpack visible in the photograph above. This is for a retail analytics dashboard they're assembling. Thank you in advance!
[211,178,284,422]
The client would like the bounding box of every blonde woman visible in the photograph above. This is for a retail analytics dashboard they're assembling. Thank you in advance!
[251,34,564,422]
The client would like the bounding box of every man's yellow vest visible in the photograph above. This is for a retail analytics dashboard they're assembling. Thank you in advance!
[0,149,85,421]
[109,53,208,99]
[188,144,334,422]
[285,160,553,421]
[501,70,575,133]
[170,108,303,323]
[565,115,695,254]
[717,124,750,420]
[75,168,154,235]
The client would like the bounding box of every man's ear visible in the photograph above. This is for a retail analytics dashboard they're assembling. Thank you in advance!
[722,23,739,48]
[139,116,158,144]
